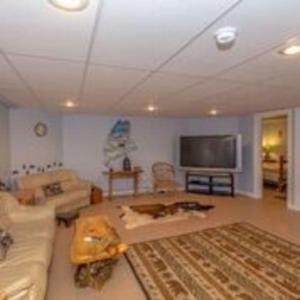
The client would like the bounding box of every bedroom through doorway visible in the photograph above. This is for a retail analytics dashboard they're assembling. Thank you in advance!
[261,115,288,201]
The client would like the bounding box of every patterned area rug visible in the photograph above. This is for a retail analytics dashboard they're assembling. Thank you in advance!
[125,222,300,300]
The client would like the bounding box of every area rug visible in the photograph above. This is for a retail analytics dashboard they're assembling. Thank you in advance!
[125,222,300,300]
[120,205,207,230]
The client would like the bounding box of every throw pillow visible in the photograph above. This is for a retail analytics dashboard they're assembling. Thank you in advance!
[42,182,63,198]
[35,188,46,205]
[0,228,13,261]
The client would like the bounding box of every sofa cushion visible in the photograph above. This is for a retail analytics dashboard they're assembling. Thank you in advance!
[0,192,55,300]
[0,214,12,230]
[9,204,55,224]
[42,181,63,198]
[3,235,53,267]
[17,169,91,212]
[0,193,15,229]
[11,218,55,241]
[47,189,90,208]
[0,192,19,214]
[0,262,47,300]
[18,169,79,190]
[49,169,79,183]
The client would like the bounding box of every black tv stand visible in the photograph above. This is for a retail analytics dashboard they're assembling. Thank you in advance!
[185,171,235,197]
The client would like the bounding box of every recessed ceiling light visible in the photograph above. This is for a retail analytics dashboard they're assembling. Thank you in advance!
[49,0,89,12]
[209,109,218,116]
[279,45,300,56]
[278,36,300,56]
[146,104,157,112]
[64,100,77,108]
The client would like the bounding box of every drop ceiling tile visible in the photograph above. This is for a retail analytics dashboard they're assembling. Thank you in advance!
[0,0,99,60]
[118,77,244,115]
[211,85,300,114]
[10,55,84,95]
[263,72,300,89]
[219,53,300,84]
[162,0,300,77]
[91,0,239,69]
[82,65,148,103]
[76,101,112,114]
[0,55,24,89]
[175,79,243,102]
[121,72,205,105]
[35,90,76,106]
[0,88,38,106]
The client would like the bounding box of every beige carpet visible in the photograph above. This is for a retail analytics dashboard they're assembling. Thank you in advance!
[126,222,300,300]
[46,192,300,300]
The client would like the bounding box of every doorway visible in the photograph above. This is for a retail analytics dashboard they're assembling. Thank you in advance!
[261,115,288,201]
[254,110,293,207]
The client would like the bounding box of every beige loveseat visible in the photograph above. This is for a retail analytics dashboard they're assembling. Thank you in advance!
[0,192,55,300]
[17,169,91,213]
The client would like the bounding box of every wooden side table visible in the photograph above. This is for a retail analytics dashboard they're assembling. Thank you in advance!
[90,185,103,204]
[103,168,143,200]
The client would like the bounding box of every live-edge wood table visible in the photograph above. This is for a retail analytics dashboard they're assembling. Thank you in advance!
[103,168,143,200]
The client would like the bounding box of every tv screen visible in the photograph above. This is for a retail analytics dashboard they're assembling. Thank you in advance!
[180,135,241,170]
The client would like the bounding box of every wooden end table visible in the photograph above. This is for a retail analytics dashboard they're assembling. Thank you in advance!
[90,185,103,204]
[103,168,143,200]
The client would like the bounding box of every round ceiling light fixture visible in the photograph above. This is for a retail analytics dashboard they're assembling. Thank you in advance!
[209,109,218,116]
[146,104,157,112]
[278,37,300,56]
[62,99,78,108]
[214,26,238,51]
[49,0,89,12]
[280,45,300,56]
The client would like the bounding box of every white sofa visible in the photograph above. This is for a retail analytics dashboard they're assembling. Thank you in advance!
[0,192,55,300]
[17,169,91,213]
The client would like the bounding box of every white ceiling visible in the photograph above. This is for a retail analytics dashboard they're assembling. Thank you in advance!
[0,0,300,116]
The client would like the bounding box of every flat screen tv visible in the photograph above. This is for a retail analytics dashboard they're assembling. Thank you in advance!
[179,135,242,172]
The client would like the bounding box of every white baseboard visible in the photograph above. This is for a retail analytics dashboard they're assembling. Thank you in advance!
[103,187,260,200]
[103,187,153,197]
[287,202,300,211]
[236,190,261,199]
[102,185,186,197]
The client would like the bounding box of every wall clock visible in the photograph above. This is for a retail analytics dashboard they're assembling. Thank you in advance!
[34,122,48,137]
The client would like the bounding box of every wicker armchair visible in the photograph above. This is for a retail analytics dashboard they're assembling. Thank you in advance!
[152,162,177,194]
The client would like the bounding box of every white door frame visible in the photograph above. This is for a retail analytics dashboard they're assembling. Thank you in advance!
[253,109,294,207]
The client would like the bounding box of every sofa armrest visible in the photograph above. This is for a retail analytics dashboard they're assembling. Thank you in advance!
[9,205,55,223]
[0,263,45,300]
[77,180,91,192]
[61,179,91,193]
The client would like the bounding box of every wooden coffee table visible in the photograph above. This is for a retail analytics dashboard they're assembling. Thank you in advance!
[70,216,127,291]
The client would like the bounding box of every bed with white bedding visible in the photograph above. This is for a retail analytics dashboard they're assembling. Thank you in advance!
[263,157,287,187]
